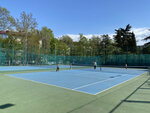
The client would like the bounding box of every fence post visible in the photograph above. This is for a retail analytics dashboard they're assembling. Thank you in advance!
[0,43,1,65]
[32,46,34,65]
[12,44,14,65]
[126,46,128,65]
[40,47,42,65]
[22,45,25,65]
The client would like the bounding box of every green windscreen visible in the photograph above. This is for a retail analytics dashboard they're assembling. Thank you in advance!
[0,43,150,66]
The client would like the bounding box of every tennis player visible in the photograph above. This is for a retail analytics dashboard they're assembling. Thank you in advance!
[125,64,127,69]
[56,63,59,72]
[70,63,72,70]
[100,65,102,71]
[94,61,97,69]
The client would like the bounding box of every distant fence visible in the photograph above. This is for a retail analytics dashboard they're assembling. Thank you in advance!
[0,43,150,66]
[101,54,150,66]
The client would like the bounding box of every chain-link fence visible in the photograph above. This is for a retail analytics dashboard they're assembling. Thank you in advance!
[0,43,150,66]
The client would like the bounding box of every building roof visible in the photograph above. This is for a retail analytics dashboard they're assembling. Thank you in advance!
[0,31,6,34]
[0,30,30,37]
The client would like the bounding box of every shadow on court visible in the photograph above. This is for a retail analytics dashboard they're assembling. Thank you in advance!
[66,98,98,113]
[0,103,15,109]
[109,77,150,113]
[140,88,150,90]
[123,100,150,104]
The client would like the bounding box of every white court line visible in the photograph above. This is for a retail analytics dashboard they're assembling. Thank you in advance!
[4,74,94,96]
[72,74,128,90]
[94,72,147,95]
[4,71,147,95]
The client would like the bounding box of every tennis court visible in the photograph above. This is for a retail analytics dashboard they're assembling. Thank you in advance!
[6,67,146,95]
[0,65,84,71]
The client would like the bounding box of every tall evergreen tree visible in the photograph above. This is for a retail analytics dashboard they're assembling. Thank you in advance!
[143,35,150,46]
[114,24,137,53]
[143,30,150,54]
[130,32,136,52]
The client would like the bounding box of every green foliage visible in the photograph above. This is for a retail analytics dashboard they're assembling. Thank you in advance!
[0,6,15,30]
[28,30,40,53]
[49,37,58,54]
[40,27,54,52]
[143,29,150,53]
[1,6,150,59]
[114,24,137,53]
[143,36,150,53]
[100,35,114,54]
[60,35,73,47]
[56,41,69,55]
[89,36,101,56]
[15,11,37,32]
[142,46,150,54]
[79,33,88,46]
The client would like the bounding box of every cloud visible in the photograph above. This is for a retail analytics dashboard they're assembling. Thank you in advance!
[59,27,150,45]
[131,28,150,45]
[64,34,103,41]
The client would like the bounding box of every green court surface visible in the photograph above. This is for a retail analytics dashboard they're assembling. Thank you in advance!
[0,70,150,113]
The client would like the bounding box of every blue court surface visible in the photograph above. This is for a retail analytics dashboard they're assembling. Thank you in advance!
[0,65,81,71]
[7,67,147,95]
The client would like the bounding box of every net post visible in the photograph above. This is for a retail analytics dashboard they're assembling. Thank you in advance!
[148,67,150,76]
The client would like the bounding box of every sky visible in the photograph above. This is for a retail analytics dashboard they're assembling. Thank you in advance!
[0,0,150,45]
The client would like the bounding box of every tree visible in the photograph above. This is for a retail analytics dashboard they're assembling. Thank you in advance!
[101,35,116,55]
[114,24,137,53]
[49,38,58,55]
[143,29,150,54]
[15,11,37,32]
[143,29,150,46]
[144,36,150,45]
[89,35,101,56]
[15,11,38,47]
[78,33,88,56]
[60,35,73,47]
[130,32,136,52]
[15,11,38,64]
[56,41,68,55]
[0,6,15,30]
[1,35,21,65]
[79,33,88,46]
[28,30,40,53]
[40,27,54,53]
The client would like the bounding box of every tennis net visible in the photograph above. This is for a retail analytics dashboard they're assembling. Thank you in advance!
[76,66,147,75]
